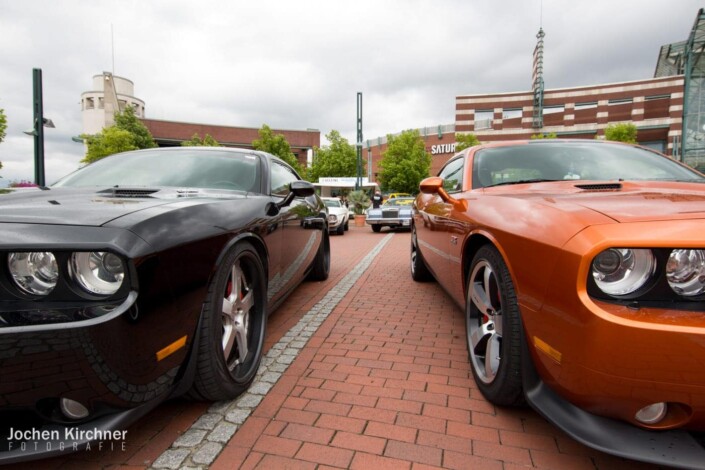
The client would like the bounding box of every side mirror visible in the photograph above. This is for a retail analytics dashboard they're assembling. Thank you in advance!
[290,180,315,198]
[418,177,467,212]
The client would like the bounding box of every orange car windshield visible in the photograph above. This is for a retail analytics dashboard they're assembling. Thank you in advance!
[472,142,704,188]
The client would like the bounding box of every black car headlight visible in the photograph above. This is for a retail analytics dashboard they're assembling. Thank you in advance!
[591,248,656,296]
[7,252,59,295]
[70,252,125,295]
[666,249,705,297]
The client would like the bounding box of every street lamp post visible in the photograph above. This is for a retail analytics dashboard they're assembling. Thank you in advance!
[355,92,363,191]
[28,68,54,187]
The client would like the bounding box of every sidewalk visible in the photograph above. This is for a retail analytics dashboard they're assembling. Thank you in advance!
[21,226,657,469]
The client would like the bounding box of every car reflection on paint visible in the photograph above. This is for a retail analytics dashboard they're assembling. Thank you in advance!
[0,147,330,463]
[411,139,705,468]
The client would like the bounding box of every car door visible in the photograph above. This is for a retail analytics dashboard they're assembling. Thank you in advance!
[415,155,466,297]
[268,160,320,302]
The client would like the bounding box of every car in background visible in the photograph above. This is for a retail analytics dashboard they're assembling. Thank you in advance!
[321,197,349,235]
[387,192,411,200]
[411,139,705,468]
[366,196,414,232]
[0,147,330,463]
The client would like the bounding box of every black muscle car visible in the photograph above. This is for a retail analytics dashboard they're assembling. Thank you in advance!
[0,147,330,463]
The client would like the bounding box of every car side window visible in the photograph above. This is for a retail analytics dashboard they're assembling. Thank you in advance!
[438,157,464,193]
[270,161,299,197]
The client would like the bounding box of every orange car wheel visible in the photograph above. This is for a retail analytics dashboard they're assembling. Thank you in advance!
[466,245,524,406]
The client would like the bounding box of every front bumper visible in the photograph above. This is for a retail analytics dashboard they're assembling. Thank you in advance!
[366,218,411,227]
[0,293,187,463]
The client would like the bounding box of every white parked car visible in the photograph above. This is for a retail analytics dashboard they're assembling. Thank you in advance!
[321,197,350,235]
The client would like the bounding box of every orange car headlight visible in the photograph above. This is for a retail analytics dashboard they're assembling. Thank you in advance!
[666,249,705,297]
[591,248,656,296]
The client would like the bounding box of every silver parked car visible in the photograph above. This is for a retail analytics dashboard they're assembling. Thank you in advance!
[366,197,414,232]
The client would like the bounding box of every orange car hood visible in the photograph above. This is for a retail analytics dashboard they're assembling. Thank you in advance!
[494,181,705,223]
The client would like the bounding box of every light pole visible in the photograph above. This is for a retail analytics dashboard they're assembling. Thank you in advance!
[25,68,54,187]
[355,92,363,191]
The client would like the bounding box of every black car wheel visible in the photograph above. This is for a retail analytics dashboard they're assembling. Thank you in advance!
[410,225,433,282]
[308,232,330,281]
[466,245,523,406]
[372,225,382,233]
[190,242,266,401]
[344,219,349,231]
[337,223,345,235]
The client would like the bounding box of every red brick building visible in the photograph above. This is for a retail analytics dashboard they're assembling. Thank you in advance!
[141,119,320,167]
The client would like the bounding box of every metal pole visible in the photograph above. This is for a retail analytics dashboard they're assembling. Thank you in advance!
[32,68,46,187]
[356,92,363,191]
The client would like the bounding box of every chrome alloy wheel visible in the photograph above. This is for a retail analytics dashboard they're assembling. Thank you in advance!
[467,259,503,384]
[222,260,254,370]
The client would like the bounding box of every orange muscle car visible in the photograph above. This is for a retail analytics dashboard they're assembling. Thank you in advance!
[411,139,705,468]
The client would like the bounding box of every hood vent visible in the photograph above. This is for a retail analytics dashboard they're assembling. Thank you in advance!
[574,183,622,191]
[99,188,159,198]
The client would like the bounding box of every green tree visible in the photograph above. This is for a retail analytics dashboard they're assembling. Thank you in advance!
[531,132,558,139]
[81,106,157,163]
[113,106,157,150]
[181,133,221,146]
[378,129,431,194]
[252,124,304,176]
[308,130,357,182]
[455,132,480,152]
[0,108,7,172]
[82,127,138,163]
[604,123,637,144]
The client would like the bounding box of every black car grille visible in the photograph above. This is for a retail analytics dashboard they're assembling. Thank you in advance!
[574,183,622,191]
[99,188,159,198]
[382,209,399,218]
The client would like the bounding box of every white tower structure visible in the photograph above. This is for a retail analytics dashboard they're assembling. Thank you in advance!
[81,72,145,135]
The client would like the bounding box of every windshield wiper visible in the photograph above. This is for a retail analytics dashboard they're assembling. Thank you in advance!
[486,178,560,188]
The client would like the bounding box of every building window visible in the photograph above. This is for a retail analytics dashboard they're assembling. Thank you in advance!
[543,106,564,115]
[85,97,94,109]
[575,102,597,110]
[502,109,522,119]
[475,110,493,130]
[98,97,104,109]
[608,98,633,105]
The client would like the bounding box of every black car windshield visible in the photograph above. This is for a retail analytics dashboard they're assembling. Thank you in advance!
[472,142,704,188]
[54,149,260,192]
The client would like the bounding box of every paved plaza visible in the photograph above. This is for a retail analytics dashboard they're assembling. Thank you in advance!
[16,225,659,470]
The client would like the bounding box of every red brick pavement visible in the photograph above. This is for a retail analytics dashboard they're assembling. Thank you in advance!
[11,225,662,469]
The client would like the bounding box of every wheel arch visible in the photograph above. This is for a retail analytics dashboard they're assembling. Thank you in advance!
[212,232,270,290]
[461,231,519,302]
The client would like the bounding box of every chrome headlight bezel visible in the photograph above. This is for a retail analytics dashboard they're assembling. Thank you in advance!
[69,252,126,296]
[591,248,657,298]
[7,251,60,296]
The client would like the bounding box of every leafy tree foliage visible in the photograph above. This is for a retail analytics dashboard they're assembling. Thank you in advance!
[81,106,157,164]
[531,132,558,139]
[455,132,480,151]
[252,124,304,176]
[0,108,7,172]
[82,127,138,163]
[347,189,371,215]
[604,123,637,144]
[308,130,357,182]
[378,129,431,194]
[181,133,221,146]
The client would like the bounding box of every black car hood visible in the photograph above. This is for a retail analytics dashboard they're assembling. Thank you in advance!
[0,187,246,226]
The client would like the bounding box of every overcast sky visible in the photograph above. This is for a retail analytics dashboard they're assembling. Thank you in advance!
[0,0,701,185]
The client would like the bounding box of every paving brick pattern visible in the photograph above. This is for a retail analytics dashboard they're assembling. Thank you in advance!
[13,226,663,469]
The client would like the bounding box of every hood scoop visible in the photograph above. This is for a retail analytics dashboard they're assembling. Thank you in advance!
[574,183,622,191]
[99,188,160,198]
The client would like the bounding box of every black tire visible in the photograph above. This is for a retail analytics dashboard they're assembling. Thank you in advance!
[466,245,524,406]
[410,224,433,282]
[308,232,330,281]
[344,219,349,231]
[337,223,345,235]
[189,242,267,401]
[371,225,382,233]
